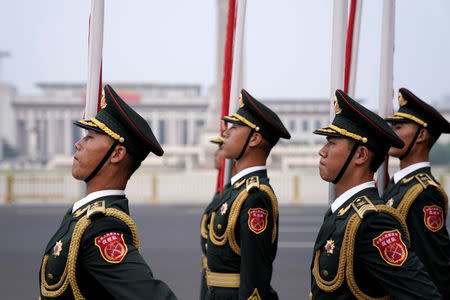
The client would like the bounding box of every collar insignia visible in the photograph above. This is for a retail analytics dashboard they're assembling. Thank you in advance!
[325,239,335,254]
[53,240,63,257]
[386,198,394,207]
[220,203,228,215]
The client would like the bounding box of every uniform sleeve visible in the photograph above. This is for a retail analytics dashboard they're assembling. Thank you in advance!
[407,189,450,298]
[80,216,178,300]
[356,213,441,299]
[238,190,276,299]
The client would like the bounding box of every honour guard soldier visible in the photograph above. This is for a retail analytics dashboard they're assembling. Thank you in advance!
[39,85,177,299]
[382,88,450,298]
[310,90,440,299]
[205,89,290,300]
[200,135,232,300]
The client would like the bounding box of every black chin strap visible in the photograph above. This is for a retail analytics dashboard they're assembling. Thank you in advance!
[84,140,119,183]
[333,142,360,184]
[399,126,422,160]
[235,129,254,160]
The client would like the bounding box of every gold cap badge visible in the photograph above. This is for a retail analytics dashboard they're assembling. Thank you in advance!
[239,93,244,108]
[398,92,407,107]
[334,96,342,114]
[100,90,107,109]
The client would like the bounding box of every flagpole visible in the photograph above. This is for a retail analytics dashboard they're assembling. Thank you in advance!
[85,0,104,119]
[347,0,362,97]
[328,0,348,203]
[223,0,247,186]
[377,0,395,195]
[82,0,104,197]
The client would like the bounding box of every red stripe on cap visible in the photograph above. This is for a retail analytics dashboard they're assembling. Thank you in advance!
[401,88,447,122]
[336,90,401,143]
[242,90,288,136]
[106,85,160,152]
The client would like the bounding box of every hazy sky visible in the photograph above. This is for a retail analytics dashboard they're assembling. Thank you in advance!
[1,0,449,109]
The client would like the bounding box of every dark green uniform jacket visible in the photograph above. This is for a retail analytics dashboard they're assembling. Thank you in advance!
[200,187,227,300]
[383,166,450,299]
[39,195,177,300]
[205,169,278,300]
[311,186,441,299]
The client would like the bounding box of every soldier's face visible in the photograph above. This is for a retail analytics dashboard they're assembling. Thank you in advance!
[222,123,251,159]
[318,137,352,182]
[388,122,419,157]
[214,145,225,170]
[72,130,114,180]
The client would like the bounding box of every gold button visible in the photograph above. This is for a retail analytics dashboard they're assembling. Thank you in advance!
[217,224,222,230]
[322,270,328,276]
[47,273,54,280]
[205,243,208,250]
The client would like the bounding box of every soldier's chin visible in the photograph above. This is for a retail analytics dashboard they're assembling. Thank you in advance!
[388,147,402,158]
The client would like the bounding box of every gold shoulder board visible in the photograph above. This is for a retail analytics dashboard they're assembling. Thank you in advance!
[87,201,106,218]
[246,176,260,192]
[415,173,438,189]
[351,196,377,219]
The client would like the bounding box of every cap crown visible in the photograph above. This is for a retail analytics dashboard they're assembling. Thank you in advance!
[386,88,450,138]
[314,89,404,154]
[75,84,163,161]
[222,89,291,145]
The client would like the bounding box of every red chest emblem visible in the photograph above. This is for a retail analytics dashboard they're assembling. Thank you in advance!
[95,232,128,263]
[372,230,408,266]
[423,205,444,232]
[248,208,268,234]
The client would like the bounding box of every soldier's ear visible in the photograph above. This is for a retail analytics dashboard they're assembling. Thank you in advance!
[110,144,128,164]
[354,145,370,166]
[248,131,263,147]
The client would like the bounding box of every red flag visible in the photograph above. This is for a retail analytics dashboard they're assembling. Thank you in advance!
[217,0,236,195]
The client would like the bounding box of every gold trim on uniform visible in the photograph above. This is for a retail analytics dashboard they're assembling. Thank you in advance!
[90,117,125,143]
[334,96,342,114]
[239,93,244,108]
[40,207,141,299]
[100,91,107,109]
[248,288,262,300]
[328,125,368,143]
[398,92,407,106]
[246,176,260,192]
[390,112,427,127]
[312,204,408,299]
[206,271,240,288]
[87,201,106,218]
[223,114,260,132]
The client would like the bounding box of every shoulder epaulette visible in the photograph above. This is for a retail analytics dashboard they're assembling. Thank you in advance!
[350,196,377,219]
[414,173,438,189]
[246,176,260,192]
[87,200,106,218]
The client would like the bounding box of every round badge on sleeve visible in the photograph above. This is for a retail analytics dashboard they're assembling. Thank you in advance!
[423,205,444,232]
[372,229,408,266]
[95,232,128,263]
[248,208,268,234]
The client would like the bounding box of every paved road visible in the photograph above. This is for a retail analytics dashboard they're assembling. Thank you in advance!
[3,203,448,299]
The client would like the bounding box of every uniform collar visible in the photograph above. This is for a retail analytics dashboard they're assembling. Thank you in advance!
[72,190,125,213]
[231,166,266,185]
[331,181,375,213]
[393,161,430,184]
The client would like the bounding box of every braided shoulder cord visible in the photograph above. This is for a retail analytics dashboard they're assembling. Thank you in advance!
[227,189,249,255]
[208,212,228,246]
[397,184,424,221]
[345,205,408,300]
[41,208,140,299]
[200,214,209,239]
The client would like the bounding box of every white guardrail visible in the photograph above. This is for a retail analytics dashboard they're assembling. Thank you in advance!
[0,169,449,205]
